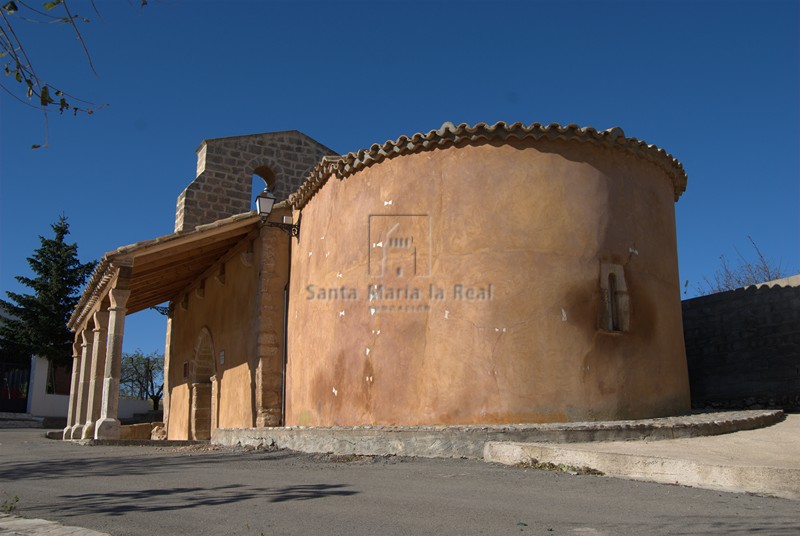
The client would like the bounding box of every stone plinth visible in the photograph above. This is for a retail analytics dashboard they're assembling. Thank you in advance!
[95,417,120,440]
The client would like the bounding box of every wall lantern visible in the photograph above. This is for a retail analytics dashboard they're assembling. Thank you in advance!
[256,188,299,238]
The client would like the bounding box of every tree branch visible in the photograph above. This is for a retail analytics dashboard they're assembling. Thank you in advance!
[0,7,41,90]
[60,1,97,76]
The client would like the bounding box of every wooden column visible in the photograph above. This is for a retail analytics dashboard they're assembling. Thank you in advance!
[82,311,109,439]
[95,286,131,440]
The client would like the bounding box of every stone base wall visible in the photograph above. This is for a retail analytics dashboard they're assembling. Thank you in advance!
[683,281,800,410]
[119,422,161,440]
[212,410,784,459]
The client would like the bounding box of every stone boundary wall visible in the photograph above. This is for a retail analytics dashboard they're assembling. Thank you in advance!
[175,131,337,232]
[119,422,161,440]
[683,282,800,410]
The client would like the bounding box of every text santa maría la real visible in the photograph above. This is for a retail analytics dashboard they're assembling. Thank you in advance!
[306,283,494,302]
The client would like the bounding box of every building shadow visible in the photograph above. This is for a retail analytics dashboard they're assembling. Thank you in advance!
[51,483,359,517]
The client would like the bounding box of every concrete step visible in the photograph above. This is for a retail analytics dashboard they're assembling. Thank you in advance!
[484,414,800,500]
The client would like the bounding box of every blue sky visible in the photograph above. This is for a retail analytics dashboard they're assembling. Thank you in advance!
[1,0,798,354]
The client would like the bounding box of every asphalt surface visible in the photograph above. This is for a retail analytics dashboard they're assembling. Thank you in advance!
[1,429,798,535]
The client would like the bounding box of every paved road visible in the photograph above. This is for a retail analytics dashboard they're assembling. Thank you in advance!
[1,429,797,535]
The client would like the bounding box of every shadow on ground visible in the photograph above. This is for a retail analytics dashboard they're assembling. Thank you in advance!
[1,449,297,482]
[44,483,358,517]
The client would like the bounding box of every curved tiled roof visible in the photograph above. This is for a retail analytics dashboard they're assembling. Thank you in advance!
[288,121,688,209]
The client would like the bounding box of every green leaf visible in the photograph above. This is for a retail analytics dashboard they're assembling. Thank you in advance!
[43,1,61,11]
[31,144,42,149]
[2,2,18,14]
[59,97,68,112]
[14,71,21,82]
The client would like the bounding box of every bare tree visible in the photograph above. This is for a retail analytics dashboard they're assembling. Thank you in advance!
[696,236,787,295]
[120,349,163,411]
[1,0,148,147]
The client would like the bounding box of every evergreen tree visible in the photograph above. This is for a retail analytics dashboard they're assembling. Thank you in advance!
[0,216,96,368]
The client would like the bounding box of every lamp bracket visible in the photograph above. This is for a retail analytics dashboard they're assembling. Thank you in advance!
[264,220,299,238]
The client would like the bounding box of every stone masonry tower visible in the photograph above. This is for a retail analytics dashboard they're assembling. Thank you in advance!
[175,131,337,232]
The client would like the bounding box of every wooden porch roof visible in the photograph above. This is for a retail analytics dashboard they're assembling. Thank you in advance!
[68,212,261,331]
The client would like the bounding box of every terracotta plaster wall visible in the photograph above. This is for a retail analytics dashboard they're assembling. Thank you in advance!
[167,237,261,439]
[286,140,690,426]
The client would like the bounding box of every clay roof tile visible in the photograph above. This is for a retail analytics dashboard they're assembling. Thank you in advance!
[289,121,687,210]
